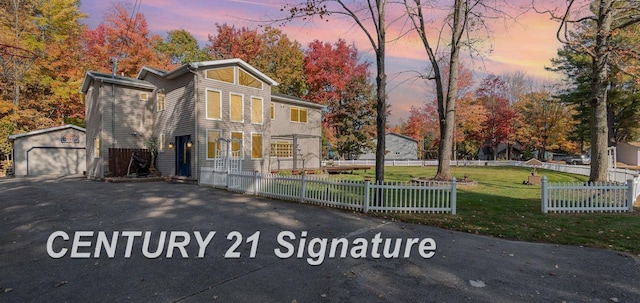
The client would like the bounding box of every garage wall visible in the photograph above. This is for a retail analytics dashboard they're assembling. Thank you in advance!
[13,127,86,176]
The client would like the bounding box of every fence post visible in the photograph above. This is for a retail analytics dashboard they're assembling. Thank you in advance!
[300,173,307,203]
[253,171,259,196]
[451,177,457,215]
[363,178,370,213]
[541,176,548,213]
[627,179,634,212]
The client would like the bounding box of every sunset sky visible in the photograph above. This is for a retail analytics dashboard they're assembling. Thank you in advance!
[79,0,566,125]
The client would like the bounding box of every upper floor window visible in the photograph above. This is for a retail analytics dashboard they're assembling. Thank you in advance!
[230,93,244,122]
[204,66,263,90]
[140,92,148,101]
[290,106,307,123]
[206,89,222,120]
[270,103,275,120]
[251,97,263,124]
[157,89,165,111]
[205,67,234,84]
[239,69,263,89]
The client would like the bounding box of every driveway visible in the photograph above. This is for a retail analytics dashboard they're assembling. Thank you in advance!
[0,176,638,302]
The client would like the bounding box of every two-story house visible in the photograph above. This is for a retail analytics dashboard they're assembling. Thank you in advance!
[81,59,323,181]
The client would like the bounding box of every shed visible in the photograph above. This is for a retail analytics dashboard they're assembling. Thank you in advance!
[8,125,86,176]
[359,133,418,160]
[617,142,640,166]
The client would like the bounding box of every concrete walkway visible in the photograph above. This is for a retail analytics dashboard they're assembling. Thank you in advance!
[0,176,638,302]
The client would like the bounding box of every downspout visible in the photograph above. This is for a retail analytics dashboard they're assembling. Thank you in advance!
[188,65,200,183]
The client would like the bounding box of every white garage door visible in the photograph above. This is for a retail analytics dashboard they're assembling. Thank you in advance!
[27,147,86,175]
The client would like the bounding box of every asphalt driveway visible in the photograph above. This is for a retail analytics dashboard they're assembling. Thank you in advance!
[0,176,638,302]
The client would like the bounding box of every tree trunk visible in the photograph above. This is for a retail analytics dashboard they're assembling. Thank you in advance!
[374,0,386,184]
[434,0,464,180]
[589,0,613,182]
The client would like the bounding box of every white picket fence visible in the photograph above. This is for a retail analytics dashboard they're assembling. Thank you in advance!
[541,176,635,213]
[199,169,456,214]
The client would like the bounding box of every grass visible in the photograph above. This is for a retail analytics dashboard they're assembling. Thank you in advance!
[330,166,640,254]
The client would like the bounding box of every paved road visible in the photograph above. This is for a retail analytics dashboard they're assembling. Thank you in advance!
[0,176,638,302]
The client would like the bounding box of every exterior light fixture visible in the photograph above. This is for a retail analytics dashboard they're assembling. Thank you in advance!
[168,142,174,149]
[187,140,193,149]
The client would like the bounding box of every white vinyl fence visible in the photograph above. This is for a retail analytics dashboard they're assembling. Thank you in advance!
[541,176,635,213]
[199,169,456,214]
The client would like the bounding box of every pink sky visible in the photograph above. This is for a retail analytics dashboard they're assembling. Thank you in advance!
[79,0,564,125]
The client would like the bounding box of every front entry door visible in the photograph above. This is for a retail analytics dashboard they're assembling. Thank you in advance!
[176,135,191,177]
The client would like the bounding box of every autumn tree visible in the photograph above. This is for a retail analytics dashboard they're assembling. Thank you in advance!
[0,0,87,156]
[82,3,173,77]
[207,24,306,96]
[155,29,210,65]
[514,91,577,160]
[304,39,376,159]
[475,75,518,160]
[543,0,640,181]
[404,0,506,179]
[455,92,487,159]
[282,0,389,183]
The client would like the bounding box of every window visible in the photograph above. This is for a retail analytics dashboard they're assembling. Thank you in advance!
[140,92,148,101]
[205,67,235,83]
[239,69,262,89]
[270,141,293,158]
[290,106,307,123]
[231,131,243,158]
[157,89,165,111]
[159,134,165,153]
[251,97,263,124]
[206,130,222,159]
[251,133,263,159]
[230,93,243,122]
[206,89,221,120]
[94,137,100,158]
[270,103,275,120]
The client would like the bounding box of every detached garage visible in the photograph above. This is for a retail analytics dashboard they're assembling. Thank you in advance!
[9,125,86,176]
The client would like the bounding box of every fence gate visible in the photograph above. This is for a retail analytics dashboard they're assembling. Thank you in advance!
[108,148,151,177]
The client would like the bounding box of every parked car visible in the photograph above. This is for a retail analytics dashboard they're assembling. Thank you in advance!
[566,155,591,165]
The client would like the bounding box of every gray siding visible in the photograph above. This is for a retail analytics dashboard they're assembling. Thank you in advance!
[195,67,272,174]
[149,73,196,177]
[359,133,418,160]
[85,80,103,178]
[12,127,86,176]
[270,100,322,170]
[84,78,154,178]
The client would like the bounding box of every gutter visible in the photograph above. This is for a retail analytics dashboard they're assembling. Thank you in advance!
[187,66,200,184]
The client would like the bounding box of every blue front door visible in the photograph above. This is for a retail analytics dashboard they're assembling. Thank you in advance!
[176,135,191,177]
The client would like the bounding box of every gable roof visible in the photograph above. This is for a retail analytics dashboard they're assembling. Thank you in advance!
[8,124,86,141]
[387,133,418,143]
[271,93,325,110]
[137,58,279,86]
[80,71,156,94]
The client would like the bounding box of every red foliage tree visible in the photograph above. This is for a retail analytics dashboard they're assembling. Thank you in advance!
[303,39,376,158]
[82,4,173,77]
[475,75,519,160]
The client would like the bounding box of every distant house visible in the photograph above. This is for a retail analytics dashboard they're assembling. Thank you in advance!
[359,133,418,160]
[81,59,324,180]
[478,143,523,160]
[8,125,86,176]
[617,142,640,166]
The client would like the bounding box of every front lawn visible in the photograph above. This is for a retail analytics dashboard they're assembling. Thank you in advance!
[331,166,640,254]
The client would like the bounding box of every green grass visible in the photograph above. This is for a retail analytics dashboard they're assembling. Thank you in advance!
[330,166,640,254]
